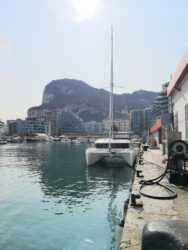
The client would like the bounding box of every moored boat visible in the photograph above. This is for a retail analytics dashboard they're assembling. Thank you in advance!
[10,136,23,143]
[0,138,7,145]
[59,135,71,143]
[85,28,137,167]
[71,138,81,144]
[26,133,48,142]
[49,136,61,142]
[86,138,138,166]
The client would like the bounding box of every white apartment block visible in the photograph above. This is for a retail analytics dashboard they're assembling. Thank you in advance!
[103,118,130,132]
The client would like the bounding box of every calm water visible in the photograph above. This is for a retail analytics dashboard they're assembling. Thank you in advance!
[0,142,132,250]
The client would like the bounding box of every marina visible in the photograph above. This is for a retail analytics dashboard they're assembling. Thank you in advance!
[1,136,188,249]
[1,2,188,250]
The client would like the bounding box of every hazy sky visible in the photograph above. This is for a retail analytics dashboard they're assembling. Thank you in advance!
[1,0,188,122]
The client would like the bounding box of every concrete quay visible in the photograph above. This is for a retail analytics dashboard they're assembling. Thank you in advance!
[119,148,188,250]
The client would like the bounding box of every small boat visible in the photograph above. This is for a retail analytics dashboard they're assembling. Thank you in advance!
[59,135,71,143]
[71,137,88,144]
[26,133,48,142]
[10,136,23,143]
[71,138,81,144]
[49,136,60,142]
[60,138,71,143]
[85,28,138,167]
[53,137,60,141]
[77,137,88,143]
[0,139,7,144]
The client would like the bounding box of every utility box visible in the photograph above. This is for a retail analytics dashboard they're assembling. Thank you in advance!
[168,132,182,145]
[163,131,182,155]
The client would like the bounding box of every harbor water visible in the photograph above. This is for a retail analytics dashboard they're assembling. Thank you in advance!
[0,142,132,250]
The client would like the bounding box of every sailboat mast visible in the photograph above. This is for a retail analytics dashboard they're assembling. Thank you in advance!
[109,26,114,142]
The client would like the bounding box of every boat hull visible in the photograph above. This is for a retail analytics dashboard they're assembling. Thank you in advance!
[86,148,137,167]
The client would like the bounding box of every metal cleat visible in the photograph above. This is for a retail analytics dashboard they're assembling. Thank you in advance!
[136,170,144,178]
[139,159,144,165]
[131,193,143,207]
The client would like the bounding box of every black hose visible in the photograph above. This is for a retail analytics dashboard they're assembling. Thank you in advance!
[139,159,177,200]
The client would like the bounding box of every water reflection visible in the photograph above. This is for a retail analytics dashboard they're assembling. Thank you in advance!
[0,143,132,207]
[38,144,132,205]
[88,164,132,249]
[0,143,133,249]
[87,164,132,184]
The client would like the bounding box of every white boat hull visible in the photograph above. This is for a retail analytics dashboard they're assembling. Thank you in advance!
[86,147,137,167]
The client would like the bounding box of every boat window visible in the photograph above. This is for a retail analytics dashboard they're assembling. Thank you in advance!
[95,143,130,149]
[111,143,129,148]
[95,143,109,148]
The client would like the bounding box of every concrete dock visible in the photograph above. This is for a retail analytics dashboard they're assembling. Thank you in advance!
[119,148,188,250]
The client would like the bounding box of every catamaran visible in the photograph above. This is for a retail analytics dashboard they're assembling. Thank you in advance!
[85,28,138,167]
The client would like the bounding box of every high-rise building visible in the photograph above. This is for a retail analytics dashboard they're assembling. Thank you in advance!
[130,110,143,135]
[143,107,152,132]
[58,111,84,134]
[149,82,169,128]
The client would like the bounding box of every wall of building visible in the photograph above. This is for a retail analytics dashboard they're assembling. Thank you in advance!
[7,119,50,136]
[172,74,188,140]
[84,121,102,134]
[102,119,130,132]
[58,111,84,134]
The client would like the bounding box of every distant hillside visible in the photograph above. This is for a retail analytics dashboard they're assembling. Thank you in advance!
[28,78,158,122]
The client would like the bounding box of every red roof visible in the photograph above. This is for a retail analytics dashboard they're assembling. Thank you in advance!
[167,48,188,97]
[150,118,162,133]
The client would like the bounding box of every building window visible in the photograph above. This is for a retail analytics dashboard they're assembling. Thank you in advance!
[185,105,188,139]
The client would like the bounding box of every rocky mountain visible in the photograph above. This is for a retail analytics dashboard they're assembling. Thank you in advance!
[29,79,158,122]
